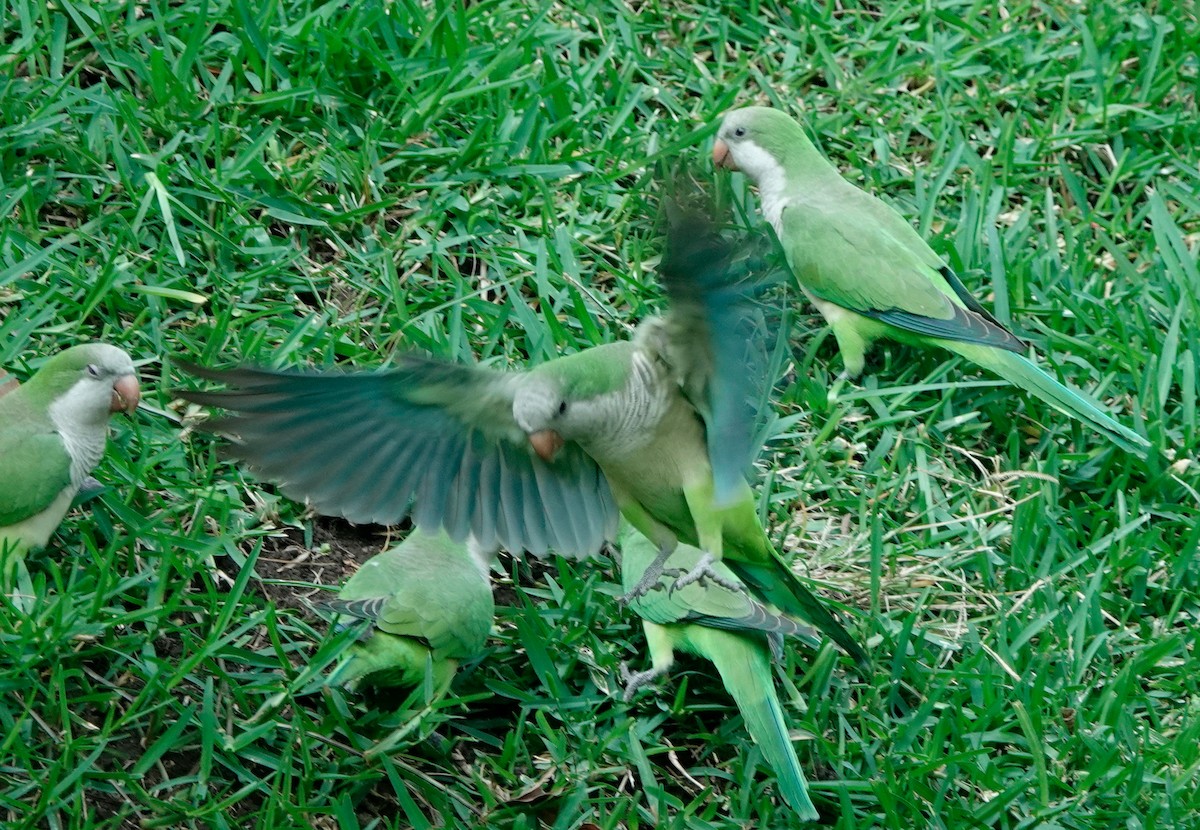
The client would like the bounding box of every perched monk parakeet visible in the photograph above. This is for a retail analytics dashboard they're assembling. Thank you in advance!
[180,205,867,668]
[619,525,820,821]
[0,344,140,582]
[713,106,1150,455]
[324,529,495,693]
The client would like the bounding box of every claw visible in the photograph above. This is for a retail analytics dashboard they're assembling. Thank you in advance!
[619,661,665,702]
[619,543,677,603]
[669,552,744,594]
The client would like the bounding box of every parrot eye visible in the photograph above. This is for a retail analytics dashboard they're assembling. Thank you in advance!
[557,401,568,416]
[86,364,101,378]
[733,126,747,138]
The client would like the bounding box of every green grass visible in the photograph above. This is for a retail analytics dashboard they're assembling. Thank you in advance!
[2,0,1199,827]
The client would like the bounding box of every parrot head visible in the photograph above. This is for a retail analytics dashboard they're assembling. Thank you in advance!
[712,106,799,183]
[31,343,141,422]
[513,346,655,464]
[512,377,571,463]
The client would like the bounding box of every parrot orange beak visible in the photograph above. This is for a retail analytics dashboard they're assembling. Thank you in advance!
[712,139,737,170]
[111,375,141,415]
[529,429,565,463]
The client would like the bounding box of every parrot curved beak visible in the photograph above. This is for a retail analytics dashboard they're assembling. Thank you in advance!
[712,139,737,170]
[111,375,141,415]
[528,429,565,463]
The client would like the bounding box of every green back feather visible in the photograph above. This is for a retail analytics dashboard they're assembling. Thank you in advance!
[326,530,494,691]
[0,379,73,528]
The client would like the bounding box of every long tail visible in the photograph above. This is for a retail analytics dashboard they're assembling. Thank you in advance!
[694,627,819,821]
[728,557,870,673]
[955,344,1151,456]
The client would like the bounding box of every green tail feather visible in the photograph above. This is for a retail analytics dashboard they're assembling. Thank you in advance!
[695,628,819,821]
[729,558,870,672]
[956,344,1152,457]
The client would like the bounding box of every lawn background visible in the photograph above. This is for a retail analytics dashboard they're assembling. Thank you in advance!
[1,0,1198,828]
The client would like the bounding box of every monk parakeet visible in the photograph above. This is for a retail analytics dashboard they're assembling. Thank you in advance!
[619,525,820,821]
[324,528,495,693]
[713,106,1150,455]
[0,343,140,582]
[179,205,867,668]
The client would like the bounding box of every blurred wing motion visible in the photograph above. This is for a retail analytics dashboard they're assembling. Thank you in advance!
[658,189,787,506]
[179,358,618,558]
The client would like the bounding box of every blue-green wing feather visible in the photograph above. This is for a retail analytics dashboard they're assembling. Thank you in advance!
[179,360,618,558]
[659,201,783,507]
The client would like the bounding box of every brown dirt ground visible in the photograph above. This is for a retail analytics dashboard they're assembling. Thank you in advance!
[251,515,403,613]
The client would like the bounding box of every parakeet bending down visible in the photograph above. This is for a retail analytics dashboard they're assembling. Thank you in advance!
[179,203,867,669]
[0,344,140,583]
[713,106,1151,456]
[324,529,495,694]
[620,525,820,821]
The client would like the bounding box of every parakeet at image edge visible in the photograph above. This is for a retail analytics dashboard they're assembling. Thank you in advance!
[0,343,140,585]
[178,204,868,670]
[713,106,1151,457]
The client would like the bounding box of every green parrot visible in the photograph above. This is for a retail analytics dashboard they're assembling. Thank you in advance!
[324,528,495,694]
[619,525,820,821]
[0,343,140,583]
[179,205,867,668]
[713,106,1151,455]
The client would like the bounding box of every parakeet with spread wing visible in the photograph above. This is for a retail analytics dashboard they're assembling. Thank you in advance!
[180,201,867,667]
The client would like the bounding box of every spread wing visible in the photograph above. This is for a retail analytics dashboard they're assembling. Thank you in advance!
[178,358,618,558]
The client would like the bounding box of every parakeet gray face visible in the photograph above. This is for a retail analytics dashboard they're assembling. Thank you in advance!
[712,109,796,231]
[512,350,677,465]
[45,344,140,427]
[710,109,758,171]
[511,376,576,462]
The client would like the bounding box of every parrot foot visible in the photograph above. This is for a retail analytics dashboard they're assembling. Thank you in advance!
[618,543,677,603]
[669,552,742,594]
[619,661,665,702]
